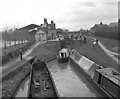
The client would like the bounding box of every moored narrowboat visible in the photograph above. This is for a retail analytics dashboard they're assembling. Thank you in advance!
[57,48,69,63]
[28,59,57,98]
[93,68,120,99]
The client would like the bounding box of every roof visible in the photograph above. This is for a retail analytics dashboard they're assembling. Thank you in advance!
[37,27,48,34]
[95,24,107,27]
[108,22,118,27]
[28,28,38,32]
[91,24,108,30]
[59,48,68,53]
[36,30,46,34]
[96,68,120,87]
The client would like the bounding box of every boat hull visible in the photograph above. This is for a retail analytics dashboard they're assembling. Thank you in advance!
[69,57,116,98]
[58,57,69,63]
[28,60,57,98]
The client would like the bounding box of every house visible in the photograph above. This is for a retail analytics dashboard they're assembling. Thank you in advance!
[90,22,108,33]
[39,18,56,40]
[48,20,56,39]
[90,22,118,40]
[108,22,118,27]
[35,29,47,41]
[34,18,57,42]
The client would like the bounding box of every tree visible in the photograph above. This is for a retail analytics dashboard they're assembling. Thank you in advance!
[2,30,10,41]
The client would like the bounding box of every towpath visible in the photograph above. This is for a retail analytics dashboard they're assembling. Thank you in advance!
[91,37,120,65]
[98,41,120,64]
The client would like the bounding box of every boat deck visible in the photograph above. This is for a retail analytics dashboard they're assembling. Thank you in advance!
[30,64,57,98]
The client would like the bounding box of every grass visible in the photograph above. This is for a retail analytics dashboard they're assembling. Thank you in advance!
[73,39,119,71]
[30,41,61,61]
[2,38,119,97]
[2,64,30,97]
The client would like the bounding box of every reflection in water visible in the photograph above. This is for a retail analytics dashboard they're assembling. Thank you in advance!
[15,76,30,98]
[47,59,102,97]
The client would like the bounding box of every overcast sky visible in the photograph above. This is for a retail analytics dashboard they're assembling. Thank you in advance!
[0,0,119,31]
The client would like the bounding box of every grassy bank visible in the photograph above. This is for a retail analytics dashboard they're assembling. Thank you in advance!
[2,63,31,97]
[73,39,119,71]
[30,41,61,61]
[2,41,61,97]
[2,42,28,56]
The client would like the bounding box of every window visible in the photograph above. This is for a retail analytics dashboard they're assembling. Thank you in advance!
[93,71,99,82]
[98,73,102,84]
[61,53,64,57]
[101,76,107,89]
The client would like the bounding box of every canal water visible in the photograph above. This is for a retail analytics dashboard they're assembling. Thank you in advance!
[47,59,102,97]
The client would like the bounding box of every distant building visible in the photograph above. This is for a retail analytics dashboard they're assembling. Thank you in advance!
[68,31,80,36]
[56,28,63,36]
[35,29,47,41]
[41,18,56,39]
[90,22,118,33]
[48,20,56,39]
[34,18,57,42]
[90,22,108,33]
[90,22,118,40]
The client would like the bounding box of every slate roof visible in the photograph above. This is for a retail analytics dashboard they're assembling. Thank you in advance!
[37,26,48,34]
[108,22,118,27]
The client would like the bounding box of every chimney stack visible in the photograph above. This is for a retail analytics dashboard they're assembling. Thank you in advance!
[44,18,48,25]
[51,20,54,24]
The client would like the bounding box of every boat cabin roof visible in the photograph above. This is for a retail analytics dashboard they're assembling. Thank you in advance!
[96,68,120,87]
[59,48,69,53]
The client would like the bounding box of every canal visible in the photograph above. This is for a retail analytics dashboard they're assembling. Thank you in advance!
[15,59,103,97]
[47,59,102,97]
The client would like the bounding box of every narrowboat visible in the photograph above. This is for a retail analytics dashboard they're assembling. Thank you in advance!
[57,48,69,63]
[28,59,57,98]
[93,68,120,99]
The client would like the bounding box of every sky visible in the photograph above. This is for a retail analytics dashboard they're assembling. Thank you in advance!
[0,0,119,31]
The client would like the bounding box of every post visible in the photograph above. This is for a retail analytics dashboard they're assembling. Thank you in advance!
[19,49,22,60]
